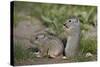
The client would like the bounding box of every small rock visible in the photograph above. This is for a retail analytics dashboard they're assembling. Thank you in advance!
[85,52,93,57]
[62,56,68,59]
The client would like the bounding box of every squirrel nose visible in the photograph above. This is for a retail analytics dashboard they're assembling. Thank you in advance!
[63,23,66,26]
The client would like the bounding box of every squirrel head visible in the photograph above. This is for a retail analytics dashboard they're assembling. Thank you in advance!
[63,16,80,29]
[34,33,49,44]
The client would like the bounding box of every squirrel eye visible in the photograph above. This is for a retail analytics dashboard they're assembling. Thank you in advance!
[68,20,71,22]
[35,37,38,40]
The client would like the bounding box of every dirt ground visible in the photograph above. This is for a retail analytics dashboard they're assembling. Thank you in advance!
[15,58,73,66]
[14,55,97,66]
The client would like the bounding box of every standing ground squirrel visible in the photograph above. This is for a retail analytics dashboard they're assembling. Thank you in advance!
[63,16,80,57]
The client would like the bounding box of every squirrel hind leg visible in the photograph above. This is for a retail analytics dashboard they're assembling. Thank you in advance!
[48,51,63,59]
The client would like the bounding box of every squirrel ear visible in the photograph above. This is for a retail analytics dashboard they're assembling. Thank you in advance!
[77,18,80,23]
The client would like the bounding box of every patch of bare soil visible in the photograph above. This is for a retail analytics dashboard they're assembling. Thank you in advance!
[15,57,72,66]
[15,55,97,66]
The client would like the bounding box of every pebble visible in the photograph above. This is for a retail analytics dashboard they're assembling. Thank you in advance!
[85,52,93,57]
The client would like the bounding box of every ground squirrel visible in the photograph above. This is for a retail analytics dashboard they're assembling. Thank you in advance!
[63,16,80,57]
[33,33,64,58]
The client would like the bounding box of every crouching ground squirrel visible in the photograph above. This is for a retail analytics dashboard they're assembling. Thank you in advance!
[63,16,80,57]
[33,33,64,58]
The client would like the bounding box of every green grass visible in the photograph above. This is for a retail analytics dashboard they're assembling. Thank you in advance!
[14,42,36,63]
[80,37,97,54]
[14,1,97,36]
[71,55,97,62]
